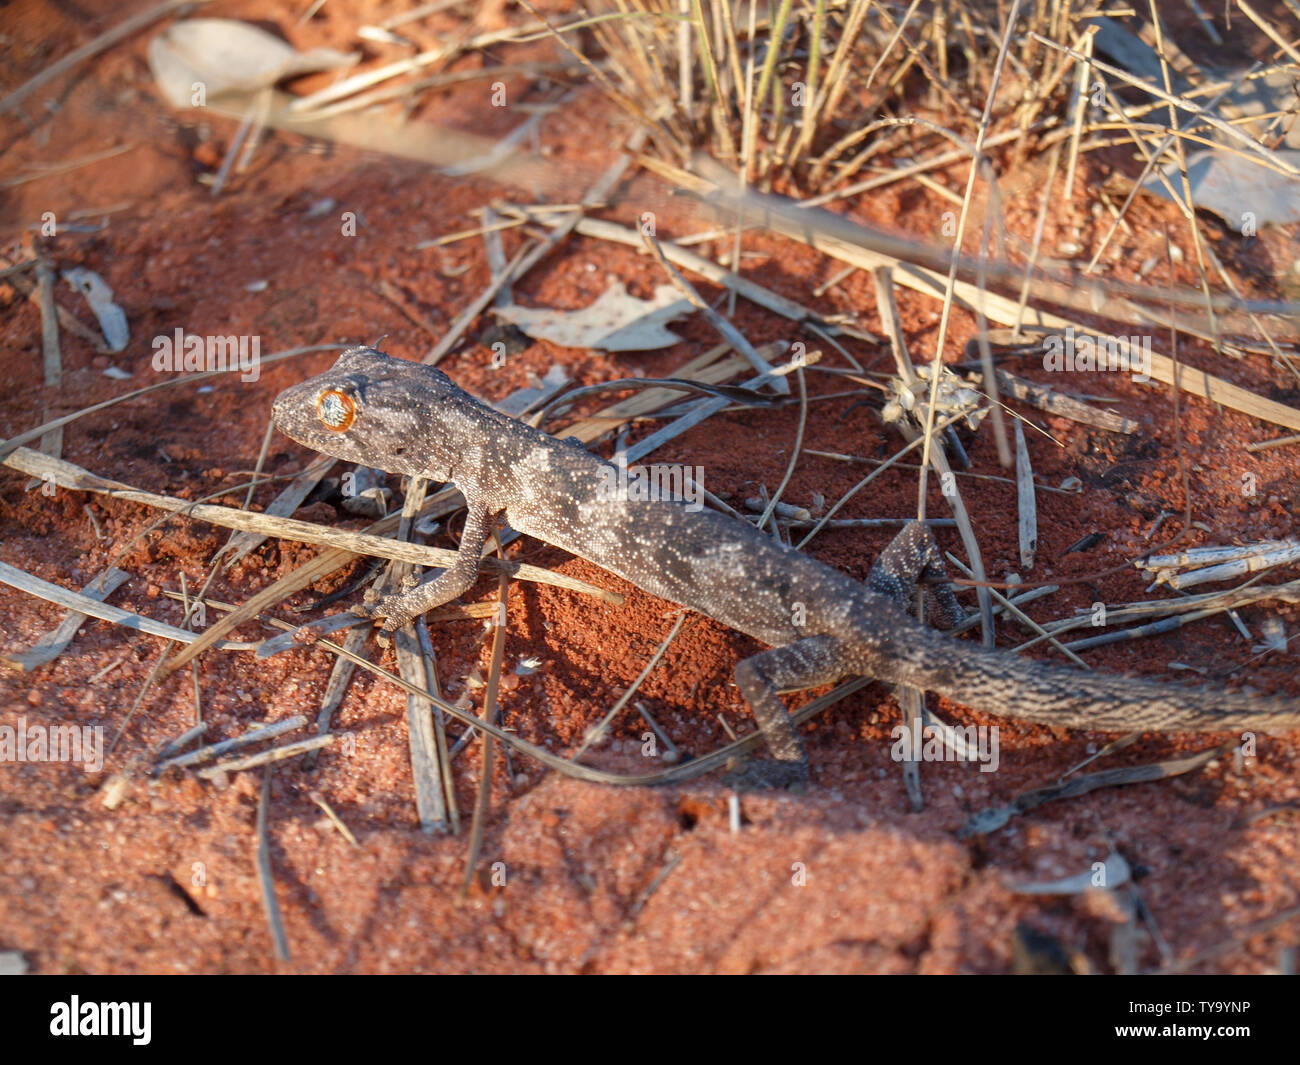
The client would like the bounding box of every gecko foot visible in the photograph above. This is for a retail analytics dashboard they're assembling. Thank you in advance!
[725,758,810,792]
[352,597,413,632]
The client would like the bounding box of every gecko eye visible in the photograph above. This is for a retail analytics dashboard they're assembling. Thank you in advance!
[316,389,356,432]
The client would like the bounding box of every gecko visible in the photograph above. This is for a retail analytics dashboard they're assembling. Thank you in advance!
[271,346,1300,787]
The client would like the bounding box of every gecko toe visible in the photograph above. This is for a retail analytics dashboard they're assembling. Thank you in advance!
[725,759,810,792]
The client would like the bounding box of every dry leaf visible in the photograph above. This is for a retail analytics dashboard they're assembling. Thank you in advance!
[149,19,358,108]
[495,282,693,351]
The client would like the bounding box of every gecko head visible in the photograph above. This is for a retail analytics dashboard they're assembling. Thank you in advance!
[271,345,460,480]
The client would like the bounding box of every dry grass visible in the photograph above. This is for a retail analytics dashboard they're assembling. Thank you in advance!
[585,0,1096,194]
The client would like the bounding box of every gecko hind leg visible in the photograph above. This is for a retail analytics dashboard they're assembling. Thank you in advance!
[729,635,848,790]
[868,520,964,630]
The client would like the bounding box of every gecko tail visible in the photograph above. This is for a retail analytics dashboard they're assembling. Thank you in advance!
[878,626,1300,734]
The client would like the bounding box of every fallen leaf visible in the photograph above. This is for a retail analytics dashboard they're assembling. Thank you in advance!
[149,19,358,108]
[495,282,694,351]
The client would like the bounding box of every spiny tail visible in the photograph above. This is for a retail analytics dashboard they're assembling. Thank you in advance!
[879,625,1300,733]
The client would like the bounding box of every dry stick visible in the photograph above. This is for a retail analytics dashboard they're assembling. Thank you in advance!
[155,715,308,773]
[744,0,792,170]
[755,366,809,531]
[156,723,207,762]
[1013,419,1038,571]
[598,353,782,451]
[1199,239,1298,391]
[256,764,291,963]
[418,618,459,835]
[223,452,335,568]
[0,560,252,650]
[5,266,128,353]
[945,553,1087,668]
[1161,223,1197,563]
[527,211,837,331]
[239,419,275,515]
[736,198,1300,432]
[300,615,876,785]
[424,126,648,366]
[1246,433,1300,452]
[2,448,616,604]
[210,91,263,197]
[479,205,513,310]
[690,0,736,163]
[680,145,1291,332]
[0,344,343,463]
[800,0,904,183]
[554,344,737,441]
[725,0,756,311]
[1060,607,1239,652]
[572,610,689,760]
[0,568,130,671]
[949,584,1060,635]
[182,573,205,730]
[302,624,368,772]
[795,412,968,550]
[806,443,1084,494]
[514,0,671,137]
[287,22,521,112]
[927,442,995,646]
[971,156,1011,470]
[713,0,744,126]
[807,121,1052,208]
[106,577,218,755]
[1083,71,1251,276]
[416,216,527,250]
[200,735,333,778]
[34,257,64,464]
[305,61,572,121]
[0,144,138,188]
[914,0,1021,648]
[1159,903,1300,975]
[392,477,448,832]
[639,229,786,391]
[1011,579,1300,651]
[1062,26,1094,199]
[377,278,444,340]
[1024,31,1298,175]
[0,0,205,114]
[984,368,1138,435]
[1147,1,1221,354]
[462,572,511,896]
[424,242,533,366]
[677,0,692,122]
[959,741,1236,838]
[872,266,915,384]
[0,259,38,279]
[899,683,926,812]
[869,0,976,122]
[1236,0,1300,65]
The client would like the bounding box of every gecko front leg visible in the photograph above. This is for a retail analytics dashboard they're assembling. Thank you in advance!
[359,498,494,631]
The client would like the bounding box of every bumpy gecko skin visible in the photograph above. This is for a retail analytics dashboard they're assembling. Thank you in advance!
[272,347,1300,787]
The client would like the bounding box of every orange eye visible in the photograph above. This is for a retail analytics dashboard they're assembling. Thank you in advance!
[317,389,356,431]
